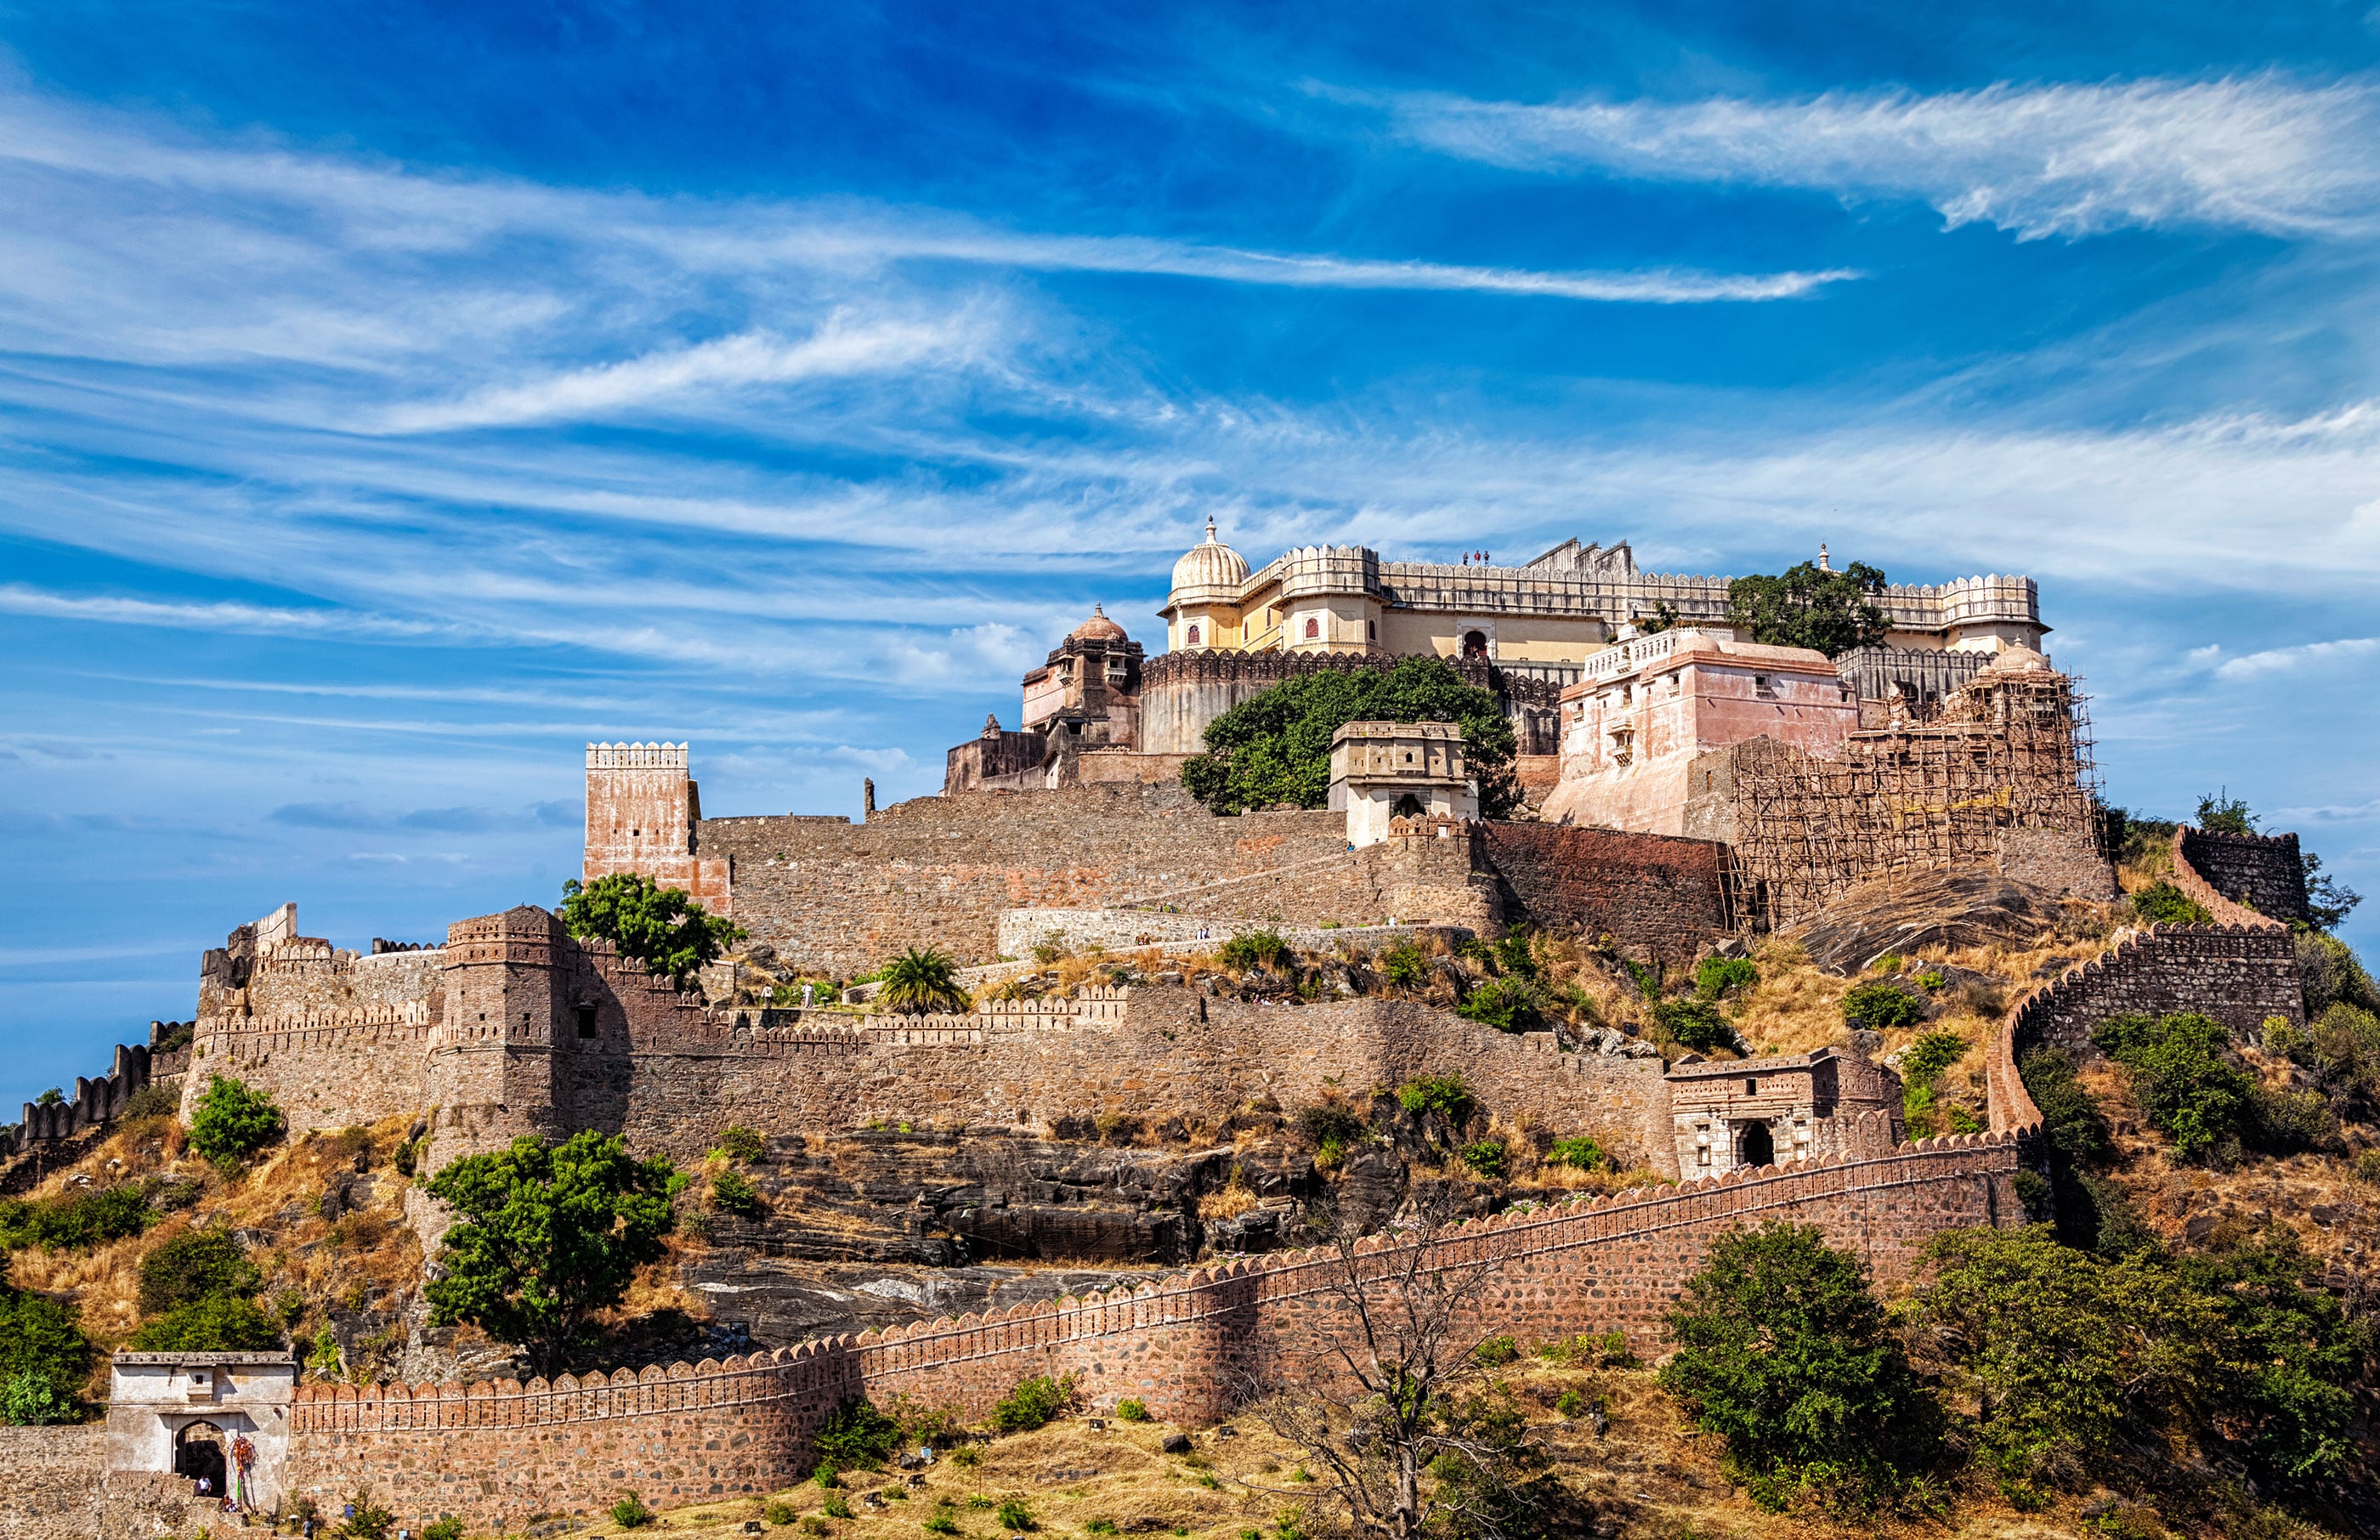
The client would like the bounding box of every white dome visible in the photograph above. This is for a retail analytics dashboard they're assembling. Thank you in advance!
[1170,517,1250,596]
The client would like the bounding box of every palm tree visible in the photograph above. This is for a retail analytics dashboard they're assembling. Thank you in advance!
[877,946,972,1015]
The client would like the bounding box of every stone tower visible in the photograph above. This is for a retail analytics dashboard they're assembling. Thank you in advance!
[422,905,569,1169]
[582,741,733,913]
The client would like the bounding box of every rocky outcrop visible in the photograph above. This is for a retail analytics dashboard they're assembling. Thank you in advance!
[1791,869,2070,976]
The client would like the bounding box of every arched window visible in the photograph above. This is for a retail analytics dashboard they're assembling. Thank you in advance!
[1738,1122,1774,1168]
[1304,617,1320,640]
[1186,624,1201,645]
[1462,630,1488,659]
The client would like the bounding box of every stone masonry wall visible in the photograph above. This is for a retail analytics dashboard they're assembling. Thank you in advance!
[1471,824,1733,963]
[0,1425,106,1540]
[280,1133,2020,1531]
[2175,826,2309,926]
[699,788,1362,976]
[181,1006,437,1135]
[548,963,1675,1170]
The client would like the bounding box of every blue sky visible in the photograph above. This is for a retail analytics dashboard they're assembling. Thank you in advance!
[4,1,2378,1108]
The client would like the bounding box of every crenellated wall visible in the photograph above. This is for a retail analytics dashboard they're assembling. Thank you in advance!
[283,1130,2023,1529]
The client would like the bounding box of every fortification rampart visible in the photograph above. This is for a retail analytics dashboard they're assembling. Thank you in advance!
[284,1129,2020,1526]
[2172,824,2307,927]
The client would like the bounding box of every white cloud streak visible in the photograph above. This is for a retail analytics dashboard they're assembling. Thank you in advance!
[1389,75,2380,238]
[2210,637,2380,679]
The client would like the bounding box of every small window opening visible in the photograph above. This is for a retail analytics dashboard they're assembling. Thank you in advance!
[576,1005,598,1039]
[1304,617,1320,640]
[1745,1077,1759,1096]
[1754,675,1774,698]
[1367,620,1376,640]
[1187,624,1200,645]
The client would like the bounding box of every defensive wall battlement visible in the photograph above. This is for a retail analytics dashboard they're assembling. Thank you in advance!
[281,1130,2025,1525]
[2171,824,2306,928]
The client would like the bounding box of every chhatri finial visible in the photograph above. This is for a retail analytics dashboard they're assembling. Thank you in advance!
[1204,515,1217,542]
[1094,603,1105,617]
[1818,542,1833,572]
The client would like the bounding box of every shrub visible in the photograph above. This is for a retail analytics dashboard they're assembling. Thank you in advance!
[1899,1031,1969,1086]
[2131,882,2213,927]
[1459,1140,1507,1179]
[994,1499,1034,1532]
[138,1230,262,1315]
[120,1082,181,1120]
[341,1492,396,1540]
[1472,1335,1519,1366]
[800,1520,830,1537]
[0,1184,152,1251]
[1653,998,1735,1052]
[3,1371,75,1425]
[822,1497,854,1520]
[711,1169,763,1217]
[1491,929,1539,981]
[129,1295,278,1352]
[922,1516,958,1535]
[1840,982,1924,1033]
[1218,931,1291,976]
[764,1501,796,1526]
[560,872,744,985]
[1114,1398,1149,1423]
[188,1075,285,1164]
[2093,1012,2257,1164]
[1378,943,1430,990]
[1293,1103,1366,1151]
[1694,956,1758,1000]
[1545,1135,1609,1170]
[609,1493,657,1530]
[815,1397,903,1469]
[948,1447,981,1468]
[2247,1086,2332,1153]
[1,1276,95,1401]
[1455,977,1541,1033]
[1394,1074,1474,1127]
[1659,1222,1939,1513]
[877,947,972,1014]
[1085,1522,1119,1536]
[712,1125,766,1163]
[989,1373,1074,1434]
[422,1519,464,1540]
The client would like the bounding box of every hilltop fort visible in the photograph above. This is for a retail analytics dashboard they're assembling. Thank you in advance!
[0,528,2355,1540]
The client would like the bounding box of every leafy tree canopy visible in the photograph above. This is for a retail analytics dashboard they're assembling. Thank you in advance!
[422,1131,683,1376]
[1180,657,1518,818]
[2092,1011,2258,1165]
[0,1268,90,1421]
[1725,561,1890,658]
[559,873,745,987]
[1659,1221,1939,1513]
[188,1075,285,1165]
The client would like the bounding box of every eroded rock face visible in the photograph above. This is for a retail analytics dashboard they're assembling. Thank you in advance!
[1791,869,2068,976]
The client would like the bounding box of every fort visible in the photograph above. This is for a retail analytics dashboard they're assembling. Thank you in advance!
[0,525,2336,1538]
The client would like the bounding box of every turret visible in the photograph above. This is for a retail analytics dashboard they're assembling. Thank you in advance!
[422,905,568,1167]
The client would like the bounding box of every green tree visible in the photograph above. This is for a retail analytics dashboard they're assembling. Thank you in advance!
[2093,1012,2257,1164]
[1180,657,1519,818]
[1658,1222,1939,1513]
[874,946,971,1014]
[2183,1231,2374,1480]
[2130,881,2212,926]
[813,1396,903,1467]
[1901,1226,2219,1503]
[129,1294,279,1352]
[1839,981,1924,1032]
[1653,997,1736,1052]
[187,1075,285,1165]
[2196,790,2257,835]
[1454,977,1540,1033]
[0,1268,89,1423]
[1725,562,1890,658]
[559,873,745,986]
[422,1131,683,1376]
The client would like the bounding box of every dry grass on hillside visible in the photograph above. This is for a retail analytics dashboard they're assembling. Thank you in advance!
[576,1355,2126,1540]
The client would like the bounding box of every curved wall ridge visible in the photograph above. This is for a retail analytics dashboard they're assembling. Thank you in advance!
[286,1135,2021,1525]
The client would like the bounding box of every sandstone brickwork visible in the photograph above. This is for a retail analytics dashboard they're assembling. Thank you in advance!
[1471,824,1734,963]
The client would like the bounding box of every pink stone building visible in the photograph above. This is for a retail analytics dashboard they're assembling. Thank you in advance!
[1540,629,1859,834]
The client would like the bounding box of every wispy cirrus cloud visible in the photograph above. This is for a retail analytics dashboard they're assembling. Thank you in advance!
[0,584,455,638]
[1385,75,2380,238]
[2204,636,2380,680]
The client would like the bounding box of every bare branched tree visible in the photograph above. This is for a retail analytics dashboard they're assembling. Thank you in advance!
[1239,1194,1545,1540]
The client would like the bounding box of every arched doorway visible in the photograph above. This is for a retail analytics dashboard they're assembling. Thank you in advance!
[176,1421,227,1494]
[1391,793,1425,819]
[1738,1122,1774,1169]
[1461,630,1488,660]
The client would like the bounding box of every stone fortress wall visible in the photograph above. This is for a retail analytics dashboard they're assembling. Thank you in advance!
[2173,825,2310,926]
[263,824,2300,1529]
